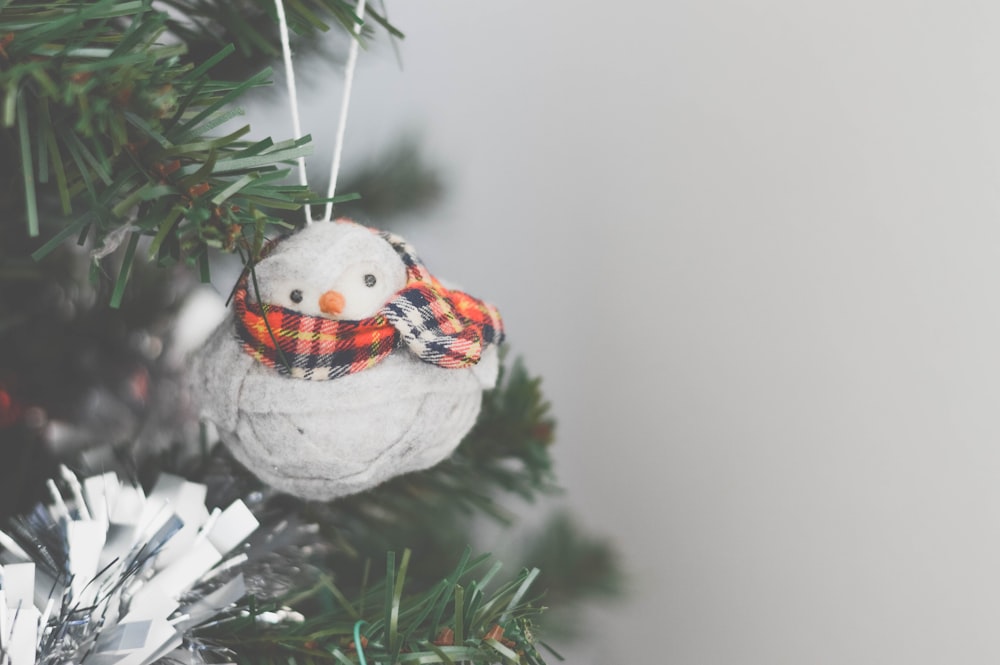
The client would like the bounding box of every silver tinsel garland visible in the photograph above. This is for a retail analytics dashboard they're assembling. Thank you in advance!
[0,467,276,665]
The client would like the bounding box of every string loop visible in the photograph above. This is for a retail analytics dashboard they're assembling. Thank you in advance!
[273,0,367,225]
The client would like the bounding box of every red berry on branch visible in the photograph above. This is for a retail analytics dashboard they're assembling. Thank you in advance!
[0,386,24,429]
[433,627,454,646]
[483,624,504,642]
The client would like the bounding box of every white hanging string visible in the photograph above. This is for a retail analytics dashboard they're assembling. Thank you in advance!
[274,0,367,224]
[321,0,367,222]
[273,0,311,223]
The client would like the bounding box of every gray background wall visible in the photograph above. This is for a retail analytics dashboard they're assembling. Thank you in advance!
[259,1,1000,662]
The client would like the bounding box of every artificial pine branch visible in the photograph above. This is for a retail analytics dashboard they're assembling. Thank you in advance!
[196,548,554,665]
[160,0,401,79]
[335,136,444,222]
[513,512,623,639]
[0,0,364,305]
[522,513,622,606]
[0,220,198,524]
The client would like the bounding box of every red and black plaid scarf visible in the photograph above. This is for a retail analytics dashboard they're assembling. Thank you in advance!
[233,227,504,380]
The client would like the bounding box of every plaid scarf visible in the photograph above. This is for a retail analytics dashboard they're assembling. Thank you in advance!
[234,228,504,380]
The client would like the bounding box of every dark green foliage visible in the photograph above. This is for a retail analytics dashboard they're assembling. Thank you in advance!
[0,0,363,306]
[0,425,58,521]
[161,0,400,80]
[336,136,444,222]
[523,513,622,604]
[0,220,194,522]
[199,550,552,665]
[515,512,623,639]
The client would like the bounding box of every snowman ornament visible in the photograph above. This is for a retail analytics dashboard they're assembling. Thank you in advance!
[191,220,503,500]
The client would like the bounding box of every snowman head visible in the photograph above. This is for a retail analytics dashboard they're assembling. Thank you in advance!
[253,221,408,320]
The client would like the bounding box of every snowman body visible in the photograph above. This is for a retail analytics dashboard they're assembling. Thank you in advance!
[191,221,501,500]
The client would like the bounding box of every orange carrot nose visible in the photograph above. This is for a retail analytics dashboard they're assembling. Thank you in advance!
[319,290,345,315]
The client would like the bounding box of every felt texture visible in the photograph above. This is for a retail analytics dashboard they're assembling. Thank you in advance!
[252,222,408,319]
[191,321,496,499]
[190,220,502,500]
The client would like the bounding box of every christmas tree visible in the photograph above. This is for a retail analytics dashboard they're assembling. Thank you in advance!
[0,1,619,663]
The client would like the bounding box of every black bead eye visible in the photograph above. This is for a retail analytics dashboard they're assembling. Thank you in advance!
[290,289,303,303]
[364,274,377,288]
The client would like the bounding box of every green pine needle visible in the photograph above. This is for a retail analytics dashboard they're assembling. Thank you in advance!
[0,0,372,301]
[109,230,139,308]
[199,550,550,665]
[16,91,38,237]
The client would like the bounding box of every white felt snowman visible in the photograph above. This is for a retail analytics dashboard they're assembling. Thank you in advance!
[190,220,503,500]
